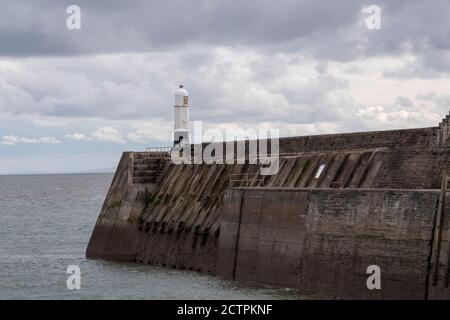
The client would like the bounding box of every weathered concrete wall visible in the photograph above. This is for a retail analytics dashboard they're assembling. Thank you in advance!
[187,126,450,189]
[217,188,450,299]
[86,120,450,299]
[86,152,168,261]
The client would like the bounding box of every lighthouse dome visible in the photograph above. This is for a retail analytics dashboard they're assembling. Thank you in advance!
[175,85,188,97]
[175,85,189,106]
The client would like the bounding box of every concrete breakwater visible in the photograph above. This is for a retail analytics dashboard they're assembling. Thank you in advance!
[218,188,450,299]
[87,115,450,299]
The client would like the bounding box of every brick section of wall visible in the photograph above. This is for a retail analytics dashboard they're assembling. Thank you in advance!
[192,127,437,155]
[279,127,437,153]
[217,188,450,299]
[180,127,450,189]
[374,147,450,189]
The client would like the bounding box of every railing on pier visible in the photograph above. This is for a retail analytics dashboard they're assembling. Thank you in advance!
[145,146,172,153]
[229,173,264,188]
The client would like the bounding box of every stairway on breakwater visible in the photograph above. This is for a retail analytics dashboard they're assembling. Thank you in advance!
[131,152,170,184]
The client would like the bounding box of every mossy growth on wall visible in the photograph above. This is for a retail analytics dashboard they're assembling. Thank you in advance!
[110,200,122,209]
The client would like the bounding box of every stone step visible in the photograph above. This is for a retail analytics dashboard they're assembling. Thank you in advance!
[133,170,161,178]
[133,162,167,170]
[133,177,158,184]
[131,152,170,184]
[133,158,166,165]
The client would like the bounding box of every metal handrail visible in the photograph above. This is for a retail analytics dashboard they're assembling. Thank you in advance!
[145,146,172,153]
[229,173,264,188]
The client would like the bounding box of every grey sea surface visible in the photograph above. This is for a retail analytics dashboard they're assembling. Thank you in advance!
[0,173,304,299]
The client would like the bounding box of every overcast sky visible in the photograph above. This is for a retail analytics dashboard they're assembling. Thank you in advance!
[1,0,450,174]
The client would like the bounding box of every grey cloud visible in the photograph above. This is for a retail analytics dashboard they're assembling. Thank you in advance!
[415,92,450,115]
[0,0,449,133]
[394,95,414,108]
[383,50,450,79]
[365,1,450,53]
[1,0,449,67]
[0,1,396,59]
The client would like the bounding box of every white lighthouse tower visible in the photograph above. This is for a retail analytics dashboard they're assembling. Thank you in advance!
[173,85,190,145]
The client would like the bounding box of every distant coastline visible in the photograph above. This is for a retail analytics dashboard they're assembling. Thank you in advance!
[0,170,115,176]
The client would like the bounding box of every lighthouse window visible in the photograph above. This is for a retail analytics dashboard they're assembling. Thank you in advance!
[315,164,326,179]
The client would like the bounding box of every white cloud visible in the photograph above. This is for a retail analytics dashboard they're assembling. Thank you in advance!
[65,133,92,141]
[355,105,441,130]
[2,135,61,145]
[32,118,67,127]
[37,136,61,144]
[126,120,172,144]
[1,48,449,134]
[91,127,125,144]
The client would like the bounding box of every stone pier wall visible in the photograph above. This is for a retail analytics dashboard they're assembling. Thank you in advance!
[86,122,450,299]
[217,188,450,299]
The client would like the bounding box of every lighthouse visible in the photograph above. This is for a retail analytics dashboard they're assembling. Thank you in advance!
[173,85,190,145]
